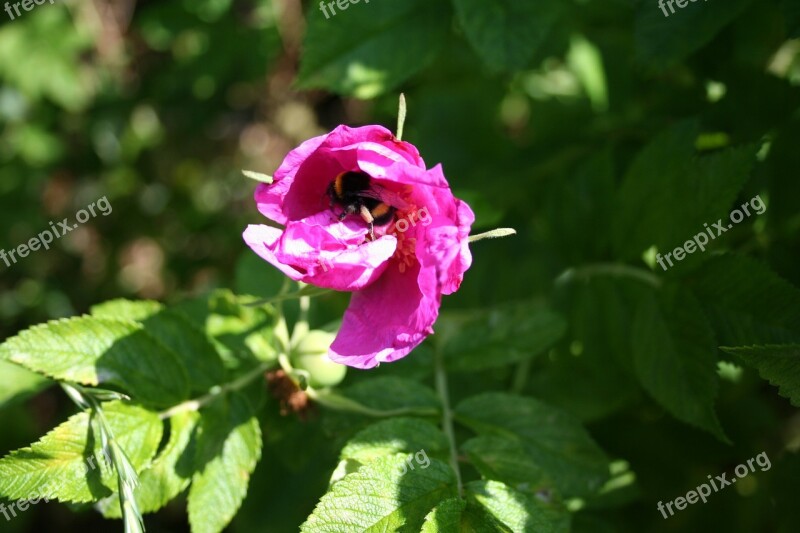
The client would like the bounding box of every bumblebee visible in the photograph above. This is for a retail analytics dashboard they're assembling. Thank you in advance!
[327,171,396,239]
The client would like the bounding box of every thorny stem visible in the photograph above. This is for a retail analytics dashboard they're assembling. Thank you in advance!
[434,345,463,497]
[159,361,273,419]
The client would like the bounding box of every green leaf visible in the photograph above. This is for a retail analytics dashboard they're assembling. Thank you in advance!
[91,299,226,393]
[442,304,567,372]
[301,455,457,532]
[567,35,609,112]
[331,417,447,487]
[612,121,758,260]
[297,0,450,98]
[686,255,800,345]
[534,277,643,421]
[454,393,609,498]
[452,0,563,70]
[0,316,189,407]
[235,252,286,300]
[90,299,164,321]
[91,305,217,377]
[0,359,50,408]
[187,393,262,533]
[175,289,278,369]
[461,436,545,491]
[631,287,727,441]
[466,480,570,533]
[421,498,468,533]
[0,402,162,503]
[341,418,449,464]
[635,0,753,67]
[721,345,800,406]
[421,498,505,532]
[100,411,199,517]
[544,144,616,265]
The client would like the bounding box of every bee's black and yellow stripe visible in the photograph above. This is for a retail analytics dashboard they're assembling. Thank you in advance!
[327,171,396,229]
[332,173,346,198]
[368,201,394,226]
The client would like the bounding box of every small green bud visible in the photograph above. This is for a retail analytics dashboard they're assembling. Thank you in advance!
[291,330,346,388]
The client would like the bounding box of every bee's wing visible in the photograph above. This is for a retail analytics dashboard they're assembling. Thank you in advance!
[368,182,410,209]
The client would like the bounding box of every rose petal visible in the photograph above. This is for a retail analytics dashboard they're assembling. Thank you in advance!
[418,199,474,295]
[260,125,429,224]
[243,224,306,281]
[329,262,440,369]
[323,125,425,167]
[244,216,397,291]
[359,161,450,192]
[255,133,330,225]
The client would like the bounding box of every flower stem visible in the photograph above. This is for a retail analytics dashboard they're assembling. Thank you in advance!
[555,263,662,288]
[308,389,439,418]
[291,291,311,347]
[240,285,331,307]
[159,361,273,419]
[434,346,463,497]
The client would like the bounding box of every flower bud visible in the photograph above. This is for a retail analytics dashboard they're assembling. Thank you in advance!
[290,330,347,388]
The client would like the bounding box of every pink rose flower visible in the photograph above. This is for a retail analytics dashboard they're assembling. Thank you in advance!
[243,125,474,369]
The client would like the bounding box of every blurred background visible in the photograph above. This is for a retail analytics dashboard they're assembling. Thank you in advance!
[1,0,800,531]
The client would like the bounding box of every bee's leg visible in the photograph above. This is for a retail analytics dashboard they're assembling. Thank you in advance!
[359,205,376,240]
[359,205,375,224]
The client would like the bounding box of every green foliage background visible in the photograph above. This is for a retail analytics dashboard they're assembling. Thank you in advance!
[1,0,800,531]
